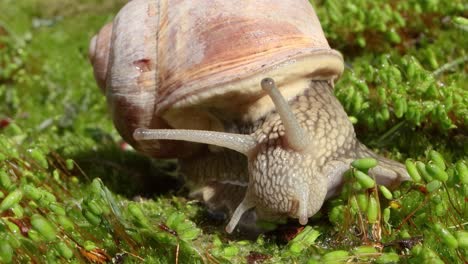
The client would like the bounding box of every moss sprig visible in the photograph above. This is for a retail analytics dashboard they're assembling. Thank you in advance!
[324,152,467,263]
[312,0,465,52]
[336,55,467,134]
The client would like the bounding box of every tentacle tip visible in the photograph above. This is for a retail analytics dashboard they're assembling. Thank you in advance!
[225,193,256,233]
[299,215,309,226]
[133,128,147,140]
[295,189,310,226]
[225,223,236,234]
[225,212,244,233]
[261,77,275,91]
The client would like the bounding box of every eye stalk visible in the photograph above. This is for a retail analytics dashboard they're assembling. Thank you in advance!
[260,78,310,151]
[133,128,257,157]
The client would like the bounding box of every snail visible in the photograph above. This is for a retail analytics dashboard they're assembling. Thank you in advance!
[89,0,410,233]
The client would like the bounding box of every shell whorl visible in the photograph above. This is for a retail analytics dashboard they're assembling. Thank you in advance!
[89,22,112,93]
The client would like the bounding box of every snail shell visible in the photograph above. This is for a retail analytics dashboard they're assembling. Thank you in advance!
[89,0,343,157]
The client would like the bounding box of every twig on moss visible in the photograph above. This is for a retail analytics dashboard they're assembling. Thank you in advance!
[432,56,468,77]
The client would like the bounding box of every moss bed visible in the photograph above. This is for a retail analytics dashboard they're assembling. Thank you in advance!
[0,0,466,263]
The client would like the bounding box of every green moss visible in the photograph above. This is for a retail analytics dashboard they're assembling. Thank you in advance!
[0,0,467,263]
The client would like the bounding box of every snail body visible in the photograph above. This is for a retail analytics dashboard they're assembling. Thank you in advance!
[89,0,409,233]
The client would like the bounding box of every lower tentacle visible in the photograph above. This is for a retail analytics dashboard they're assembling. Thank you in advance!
[189,182,247,214]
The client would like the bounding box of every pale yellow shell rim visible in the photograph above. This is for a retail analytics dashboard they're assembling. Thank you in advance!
[157,49,344,118]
